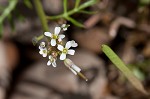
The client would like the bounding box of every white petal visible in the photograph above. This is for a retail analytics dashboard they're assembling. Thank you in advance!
[58,34,65,39]
[43,53,47,57]
[70,40,78,47]
[57,45,64,51]
[63,28,67,31]
[40,42,45,46]
[44,32,52,37]
[71,65,81,72]
[54,27,61,35]
[47,61,51,66]
[49,55,52,59]
[60,53,66,60]
[70,68,77,75]
[65,41,71,49]
[61,24,66,27]
[39,50,43,54]
[72,43,78,47]
[67,49,75,55]
[39,46,42,49]
[52,61,57,67]
[51,39,56,46]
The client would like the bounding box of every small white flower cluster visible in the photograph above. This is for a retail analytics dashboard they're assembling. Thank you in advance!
[38,24,87,79]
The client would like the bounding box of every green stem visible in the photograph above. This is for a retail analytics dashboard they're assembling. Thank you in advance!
[75,0,81,8]
[46,0,97,20]
[63,0,67,13]
[33,0,49,32]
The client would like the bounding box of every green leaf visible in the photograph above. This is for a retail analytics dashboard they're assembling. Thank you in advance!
[0,0,18,24]
[66,17,84,28]
[23,0,33,9]
[101,44,148,95]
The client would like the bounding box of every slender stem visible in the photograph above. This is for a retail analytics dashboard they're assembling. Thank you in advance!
[75,0,81,8]
[36,35,44,41]
[33,0,49,32]
[46,14,63,20]
[63,0,67,13]
[47,0,97,20]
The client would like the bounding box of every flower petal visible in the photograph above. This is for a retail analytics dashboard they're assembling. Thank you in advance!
[58,34,65,39]
[49,55,52,59]
[70,40,78,47]
[67,49,75,55]
[60,53,66,60]
[47,61,51,66]
[39,46,42,49]
[61,24,66,28]
[39,50,43,54]
[51,39,56,46]
[52,61,57,67]
[43,53,47,57]
[57,45,64,51]
[63,28,67,31]
[54,27,61,35]
[44,32,52,37]
[65,41,71,49]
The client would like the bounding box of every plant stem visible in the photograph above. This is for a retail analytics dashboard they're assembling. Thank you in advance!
[33,0,49,32]
[63,0,67,13]
[75,0,81,8]
[46,0,97,20]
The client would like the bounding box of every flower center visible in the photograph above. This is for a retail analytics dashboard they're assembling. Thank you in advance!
[50,58,54,62]
[63,48,68,53]
[43,50,47,53]
[52,34,58,39]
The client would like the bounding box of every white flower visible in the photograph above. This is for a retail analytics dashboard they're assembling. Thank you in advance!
[61,24,70,31]
[44,27,65,46]
[47,55,57,67]
[57,41,75,60]
[39,42,46,49]
[39,42,47,57]
[64,59,81,75]
[39,48,47,57]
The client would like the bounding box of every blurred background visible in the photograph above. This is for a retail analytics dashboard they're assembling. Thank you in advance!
[0,0,150,99]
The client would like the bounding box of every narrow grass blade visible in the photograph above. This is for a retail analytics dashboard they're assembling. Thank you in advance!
[101,44,148,95]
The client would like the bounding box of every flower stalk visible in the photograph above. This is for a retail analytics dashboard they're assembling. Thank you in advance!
[46,0,97,27]
[33,0,49,32]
